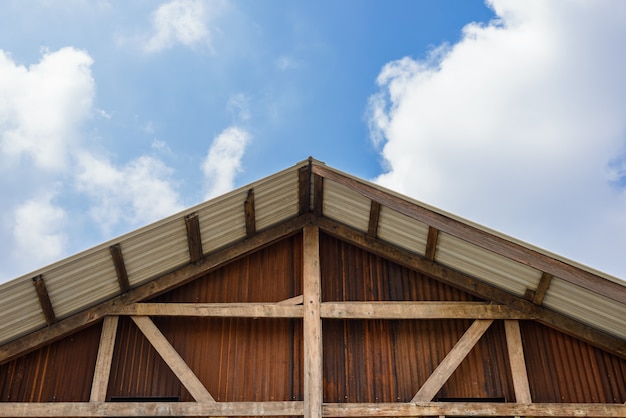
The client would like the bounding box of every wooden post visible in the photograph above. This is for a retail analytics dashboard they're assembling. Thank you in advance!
[90,316,119,402]
[505,320,532,404]
[303,225,322,418]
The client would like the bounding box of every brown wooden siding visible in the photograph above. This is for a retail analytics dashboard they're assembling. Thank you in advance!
[0,324,101,402]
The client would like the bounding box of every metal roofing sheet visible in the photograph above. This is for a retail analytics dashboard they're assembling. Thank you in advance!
[323,179,371,232]
[376,206,430,256]
[543,277,626,339]
[436,232,543,297]
[197,189,248,254]
[0,278,46,345]
[254,166,299,231]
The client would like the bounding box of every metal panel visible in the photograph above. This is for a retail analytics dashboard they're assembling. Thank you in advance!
[122,217,190,287]
[255,167,299,231]
[323,180,371,232]
[543,278,626,339]
[197,189,248,254]
[377,206,430,256]
[0,278,46,345]
[44,248,120,319]
[436,233,543,297]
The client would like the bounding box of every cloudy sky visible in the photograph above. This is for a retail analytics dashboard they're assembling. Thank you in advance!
[1,0,625,283]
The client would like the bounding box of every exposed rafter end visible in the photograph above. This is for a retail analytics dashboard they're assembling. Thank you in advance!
[244,188,256,238]
[109,244,130,293]
[31,275,56,326]
[184,213,203,263]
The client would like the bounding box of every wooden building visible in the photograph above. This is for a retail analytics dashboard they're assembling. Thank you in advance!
[0,158,625,417]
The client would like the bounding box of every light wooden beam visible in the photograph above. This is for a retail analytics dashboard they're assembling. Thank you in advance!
[412,319,494,402]
[0,215,310,366]
[0,401,304,417]
[184,213,203,263]
[504,320,532,404]
[244,188,256,238]
[109,244,130,293]
[303,225,322,418]
[278,294,304,305]
[367,201,381,238]
[131,316,215,403]
[316,217,626,359]
[90,316,119,402]
[311,163,626,305]
[320,302,531,320]
[117,303,303,318]
[31,275,56,325]
[424,226,439,261]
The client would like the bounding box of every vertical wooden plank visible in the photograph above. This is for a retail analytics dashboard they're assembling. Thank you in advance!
[131,316,215,403]
[313,175,324,217]
[184,213,203,263]
[90,316,119,402]
[245,188,256,238]
[303,225,322,418]
[299,164,312,215]
[31,275,57,325]
[109,244,130,293]
[367,201,381,238]
[412,319,493,402]
[424,226,439,261]
[505,320,532,403]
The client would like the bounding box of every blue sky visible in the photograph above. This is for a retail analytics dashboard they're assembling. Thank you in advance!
[1,0,626,283]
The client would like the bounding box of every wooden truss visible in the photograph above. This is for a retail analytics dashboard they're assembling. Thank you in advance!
[0,226,624,417]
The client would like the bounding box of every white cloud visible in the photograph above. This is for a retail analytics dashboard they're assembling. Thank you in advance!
[12,193,67,273]
[75,152,184,233]
[227,93,250,121]
[145,0,224,52]
[0,47,94,171]
[202,126,250,199]
[368,0,626,277]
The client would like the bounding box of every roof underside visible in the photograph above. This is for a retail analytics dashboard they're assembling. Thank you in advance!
[1,158,625,358]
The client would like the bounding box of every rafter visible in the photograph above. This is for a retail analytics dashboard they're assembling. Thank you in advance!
[31,275,56,325]
[424,226,439,261]
[109,244,130,293]
[184,213,203,263]
[367,201,381,238]
[244,188,256,238]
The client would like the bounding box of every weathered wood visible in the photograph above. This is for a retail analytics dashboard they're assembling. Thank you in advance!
[322,402,626,417]
[532,272,553,305]
[424,226,439,261]
[320,302,531,319]
[31,275,56,325]
[278,294,304,305]
[504,320,532,403]
[109,244,130,293]
[303,225,322,418]
[0,401,304,417]
[313,174,324,217]
[130,316,215,403]
[184,213,203,263]
[412,319,494,402]
[116,303,303,318]
[311,164,626,304]
[0,215,310,365]
[299,164,311,215]
[367,201,381,238]
[244,188,256,238]
[317,217,626,359]
[90,316,119,402]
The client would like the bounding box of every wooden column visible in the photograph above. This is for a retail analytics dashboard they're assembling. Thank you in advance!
[505,320,532,404]
[303,225,322,418]
[90,316,119,402]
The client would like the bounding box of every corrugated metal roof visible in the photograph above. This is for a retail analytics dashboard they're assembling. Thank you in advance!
[1,158,624,349]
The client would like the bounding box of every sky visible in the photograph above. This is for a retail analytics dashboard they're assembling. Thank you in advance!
[1,0,625,283]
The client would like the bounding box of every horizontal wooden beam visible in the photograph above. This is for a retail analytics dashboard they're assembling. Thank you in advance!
[0,401,623,417]
[0,214,311,366]
[320,302,531,320]
[0,401,304,417]
[317,217,626,359]
[117,303,303,318]
[323,402,626,417]
[312,164,626,305]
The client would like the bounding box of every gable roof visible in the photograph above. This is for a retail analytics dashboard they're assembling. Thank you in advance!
[1,157,625,363]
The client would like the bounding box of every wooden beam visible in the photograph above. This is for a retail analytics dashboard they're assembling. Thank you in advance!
[131,316,215,403]
[31,275,56,325]
[367,201,381,238]
[109,244,130,293]
[116,303,303,318]
[504,320,532,404]
[90,316,119,402]
[278,294,304,305]
[313,174,324,217]
[424,226,439,261]
[184,213,203,263]
[0,215,310,366]
[530,272,553,305]
[311,163,626,304]
[244,188,256,238]
[316,217,626,359]
[412,319,494,402]
[0,401,304,417]
[299,162,312,215]
[320,302,531,320]
[322,402,626,417]
[303,225,322,418]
